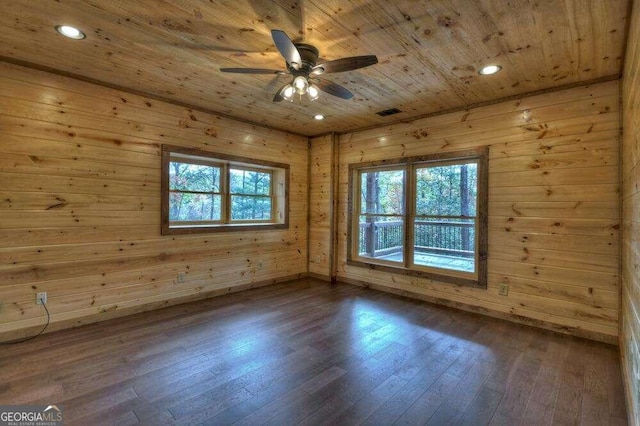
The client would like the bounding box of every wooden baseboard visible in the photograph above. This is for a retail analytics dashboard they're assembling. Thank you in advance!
[340,277,618,345]
[619,335,636,425]
[0,273,307,343]
[308,272,331,282]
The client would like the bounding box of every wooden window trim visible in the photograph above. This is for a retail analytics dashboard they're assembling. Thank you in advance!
[346,148,488,289]
[161,145,289,235]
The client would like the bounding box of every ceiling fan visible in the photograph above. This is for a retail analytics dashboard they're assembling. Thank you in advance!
[220,30,378,102]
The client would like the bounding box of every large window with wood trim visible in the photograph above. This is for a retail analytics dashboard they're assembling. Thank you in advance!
[348,148,488,288]
[161,145,288,235]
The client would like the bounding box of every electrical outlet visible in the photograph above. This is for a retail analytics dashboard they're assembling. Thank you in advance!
[498,284,509,296]
[36,292,47,305]
[177,272,186,283]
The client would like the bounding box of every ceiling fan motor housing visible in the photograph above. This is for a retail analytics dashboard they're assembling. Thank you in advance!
[290,43,319,74]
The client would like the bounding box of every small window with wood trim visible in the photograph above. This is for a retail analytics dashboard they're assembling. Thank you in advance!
[347,148,488,288]
[161,145,289,235]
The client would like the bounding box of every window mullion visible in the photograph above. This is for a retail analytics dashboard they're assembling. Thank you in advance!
[223,163,231,224]
[353,170,362,258]
[169,189,219,196]
[404,165,414,269]
[269,170,276,221]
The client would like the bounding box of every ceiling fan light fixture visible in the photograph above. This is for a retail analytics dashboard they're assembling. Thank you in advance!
[293,76,309,94]
[282,84,295,101]
[479,64,502,75]
[308,84,320,101]
[55,25,86,40]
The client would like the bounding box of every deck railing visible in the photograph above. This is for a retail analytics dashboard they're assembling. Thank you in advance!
[358,220,474,258]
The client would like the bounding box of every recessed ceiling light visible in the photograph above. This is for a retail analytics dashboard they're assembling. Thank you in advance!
[55,25,86,40]
[479,65,502,75]
[314,114,325,120]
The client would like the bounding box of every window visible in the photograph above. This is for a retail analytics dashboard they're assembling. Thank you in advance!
[229,168,273,221]
[348,148,488,288]
[161,145,288,234]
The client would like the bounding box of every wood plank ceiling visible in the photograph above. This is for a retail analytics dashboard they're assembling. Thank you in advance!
[0,0,630,136]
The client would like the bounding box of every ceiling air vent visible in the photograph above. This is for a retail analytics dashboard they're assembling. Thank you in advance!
[376,108,402,117]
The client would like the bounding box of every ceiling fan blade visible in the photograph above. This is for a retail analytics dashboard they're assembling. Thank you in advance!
[265,75,285,93]
[273,83,291,102]
[271,30,302,69]
[220,68,287,74]
[311,55,378,75]
[314,78,354,100]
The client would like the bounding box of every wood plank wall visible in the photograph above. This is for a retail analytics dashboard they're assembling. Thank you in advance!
[308,80,622,344]
[0,62,309,341]
[309,134,333,280]
[621,0,640,422]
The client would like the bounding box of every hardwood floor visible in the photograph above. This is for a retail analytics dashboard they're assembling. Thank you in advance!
[0,279,628,425]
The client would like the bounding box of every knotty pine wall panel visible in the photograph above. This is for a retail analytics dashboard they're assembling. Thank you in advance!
[0,62,309,341]
[621,0,640,423]
[308,134,332,279]
[327,80,621,343]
